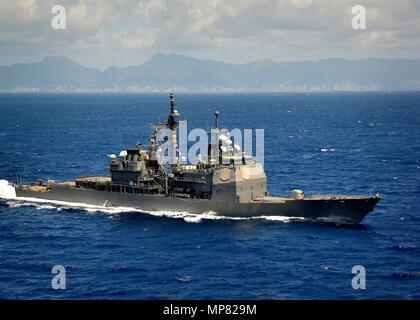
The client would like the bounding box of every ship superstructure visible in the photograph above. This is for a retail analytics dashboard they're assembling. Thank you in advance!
[75,93,267,202]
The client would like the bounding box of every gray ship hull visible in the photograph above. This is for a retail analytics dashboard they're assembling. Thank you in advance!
[14,184,380,225]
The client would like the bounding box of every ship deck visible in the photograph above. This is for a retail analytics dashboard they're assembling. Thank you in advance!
[75,176,111,184]
[254,194,380,203]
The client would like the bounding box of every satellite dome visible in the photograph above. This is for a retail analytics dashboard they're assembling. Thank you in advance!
[119,150,127,157]
[218,134,228,142]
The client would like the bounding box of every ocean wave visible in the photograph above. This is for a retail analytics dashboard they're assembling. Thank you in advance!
[387,272,420,280]
[389,244,420,253]
[176,276,193,282]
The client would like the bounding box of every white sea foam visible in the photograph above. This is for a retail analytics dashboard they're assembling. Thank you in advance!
[2,195,306,224]
[259,215,305,222]
[0,180,16,199]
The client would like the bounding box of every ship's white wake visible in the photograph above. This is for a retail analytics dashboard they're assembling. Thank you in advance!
[0,180,16,199]
[1,193,305,224]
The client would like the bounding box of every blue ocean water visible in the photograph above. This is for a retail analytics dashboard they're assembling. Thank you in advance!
[0,92,419,299]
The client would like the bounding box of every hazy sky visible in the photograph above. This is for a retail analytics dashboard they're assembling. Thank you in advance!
[1,0,419,69]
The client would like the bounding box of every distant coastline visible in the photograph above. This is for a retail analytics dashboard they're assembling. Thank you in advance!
[1,53,420,93]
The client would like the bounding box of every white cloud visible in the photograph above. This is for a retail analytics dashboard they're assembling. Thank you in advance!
[0,0,419,68]
[113,29,156,49]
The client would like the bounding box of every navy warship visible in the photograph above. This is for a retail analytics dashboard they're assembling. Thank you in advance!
[1,93,380,224]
